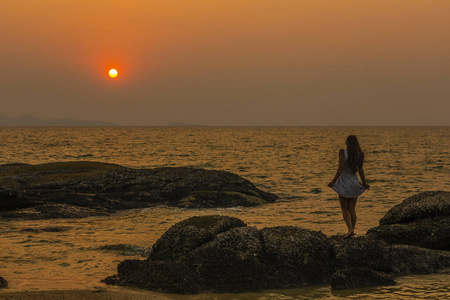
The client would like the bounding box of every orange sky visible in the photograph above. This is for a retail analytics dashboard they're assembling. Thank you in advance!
[1,0,449,125]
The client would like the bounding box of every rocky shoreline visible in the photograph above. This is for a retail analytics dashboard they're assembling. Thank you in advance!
[103,191,450,293]
[1,162,449,293]
[367,191,450,250]
[0,161,278,220]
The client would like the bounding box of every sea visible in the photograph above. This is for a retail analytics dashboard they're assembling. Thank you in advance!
[0,127,449,299]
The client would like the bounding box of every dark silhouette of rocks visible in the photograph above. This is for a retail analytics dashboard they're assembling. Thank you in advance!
[149,215,247,261]
[331,235,450,279]
[2,204,110,219]
[0,162,278,220]
[104,215,332,293]
[104,212,450,293]
[367,191,450,250]
[260,226,332,288]
[0,276,7,289]
[331,268,395,290]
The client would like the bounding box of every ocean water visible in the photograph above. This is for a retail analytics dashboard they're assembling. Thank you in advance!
[0,127,449,298]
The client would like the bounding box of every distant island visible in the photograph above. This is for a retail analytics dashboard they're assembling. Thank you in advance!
[167,122,201,127]
[0,115,118,127]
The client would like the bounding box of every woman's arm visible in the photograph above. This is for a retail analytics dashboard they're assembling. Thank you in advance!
[328,149,345,187]
[358,164,370,190]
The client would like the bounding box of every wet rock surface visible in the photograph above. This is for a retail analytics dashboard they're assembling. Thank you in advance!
[331,268,395,290]
[367,191,450,250]
[0,162,277,220]
[0,276,7,289]
[105,213,450,293]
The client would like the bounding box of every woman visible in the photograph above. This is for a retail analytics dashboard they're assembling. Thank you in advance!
[328,135,370,238]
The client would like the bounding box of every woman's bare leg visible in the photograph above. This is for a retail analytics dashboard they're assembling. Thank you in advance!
[339,196,353,234]
[348,198,358,232]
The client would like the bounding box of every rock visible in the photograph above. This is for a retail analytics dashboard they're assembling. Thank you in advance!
[1,204,109,220]
[178,190,269,208]
[0,276,7,289]
[331,268,395,290]
[367,191,450,250]
[331,236,395,273]
[113,259,199,294]
[105,215,333,294]
[367,217,450,250]
[0,162,278,220]
[105,213,450,293]
[186,226,267,292]
[331,235,450,276]
[388,244,450,275]
[261,226,332,288]
[379,191,450,225]
[149,215,246,261]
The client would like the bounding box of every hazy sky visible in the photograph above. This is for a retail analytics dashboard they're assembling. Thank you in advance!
[1,0,449,126]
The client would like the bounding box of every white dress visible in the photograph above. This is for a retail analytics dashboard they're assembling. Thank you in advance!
[332,149,366,198]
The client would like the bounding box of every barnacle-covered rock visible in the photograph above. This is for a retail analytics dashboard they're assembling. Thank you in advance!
[104,215,333,293]
[367,191,450,250]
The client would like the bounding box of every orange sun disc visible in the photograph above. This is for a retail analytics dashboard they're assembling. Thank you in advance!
[108,69,118,78]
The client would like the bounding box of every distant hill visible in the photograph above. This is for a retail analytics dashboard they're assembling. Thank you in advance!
[0,115,118,127]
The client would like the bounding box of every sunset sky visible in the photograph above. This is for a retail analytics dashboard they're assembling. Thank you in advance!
[1,0,449,126]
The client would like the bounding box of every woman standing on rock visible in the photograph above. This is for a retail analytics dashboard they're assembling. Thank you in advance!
[328,135,370,238]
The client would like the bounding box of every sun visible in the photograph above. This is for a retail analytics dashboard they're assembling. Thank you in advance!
[108,69,118,78]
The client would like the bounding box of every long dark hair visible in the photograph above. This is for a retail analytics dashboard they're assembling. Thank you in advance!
[346,135,364,173]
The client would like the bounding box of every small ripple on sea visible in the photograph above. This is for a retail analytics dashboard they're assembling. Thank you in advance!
[307,188,323,194]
